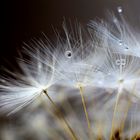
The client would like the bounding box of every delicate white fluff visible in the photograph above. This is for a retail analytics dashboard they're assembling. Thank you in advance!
[0,46,61,114]
[89,16,140,58]
[1,17,140,115]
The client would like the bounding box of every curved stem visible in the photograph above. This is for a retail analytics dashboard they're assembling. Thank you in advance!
[43,90,78,140]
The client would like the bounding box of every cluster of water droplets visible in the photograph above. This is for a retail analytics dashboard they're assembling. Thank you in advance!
[116,6,130,51]
[116,59,126,66]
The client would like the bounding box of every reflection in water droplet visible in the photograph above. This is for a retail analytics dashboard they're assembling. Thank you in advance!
[65,50,72,58]
[117,6,123,13]
[119,40,123,46]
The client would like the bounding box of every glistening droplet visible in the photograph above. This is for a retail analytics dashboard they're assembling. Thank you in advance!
[65,50,72,58]
[119,40,123,46]
[117,6,123,13]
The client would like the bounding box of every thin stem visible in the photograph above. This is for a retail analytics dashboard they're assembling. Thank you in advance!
[110,84,134,140]
[43,90,78,140]
[119,100,131,133]
[78,86,93,140]
[110,87,122,140]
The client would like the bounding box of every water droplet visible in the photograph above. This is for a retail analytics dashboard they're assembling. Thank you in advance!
[119,40,123,46]
[125,46,129,50]
[119,40,129,50]
[65,50,72,58]
[116,59,126,66]
[117,6,123,13]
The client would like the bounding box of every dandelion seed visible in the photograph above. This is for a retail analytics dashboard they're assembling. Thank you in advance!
[0,44,62,114]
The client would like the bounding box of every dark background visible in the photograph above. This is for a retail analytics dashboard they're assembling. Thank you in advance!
[1,0,140,65]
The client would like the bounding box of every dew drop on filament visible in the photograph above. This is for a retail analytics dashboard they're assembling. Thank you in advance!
[119,40,123,46]
[119,40,129,50]
[117,6,123,13]
[65,50,72,58]
[116,59,126,66]
[125,46,129,50]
